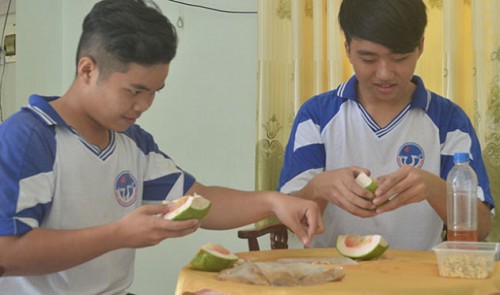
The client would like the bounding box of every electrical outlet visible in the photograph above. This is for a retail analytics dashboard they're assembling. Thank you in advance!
[2,6,16,63]
[4,34,15,63]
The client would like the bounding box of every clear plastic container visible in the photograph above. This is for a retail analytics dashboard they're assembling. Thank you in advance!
[433,241,499,279]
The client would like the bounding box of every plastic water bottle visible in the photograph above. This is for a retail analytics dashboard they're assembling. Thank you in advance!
[446,152,478,241]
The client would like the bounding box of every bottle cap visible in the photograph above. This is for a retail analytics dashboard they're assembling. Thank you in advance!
[453,152,470,163]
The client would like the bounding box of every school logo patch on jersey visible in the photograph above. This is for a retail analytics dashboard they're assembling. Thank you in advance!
[397,142,424,168]
[114,171,138,207]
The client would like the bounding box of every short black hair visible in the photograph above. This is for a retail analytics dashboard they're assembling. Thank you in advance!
[338,0,427,53]
[76,0,178,80]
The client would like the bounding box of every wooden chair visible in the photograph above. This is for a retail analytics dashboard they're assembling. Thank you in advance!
[237,223,289,251]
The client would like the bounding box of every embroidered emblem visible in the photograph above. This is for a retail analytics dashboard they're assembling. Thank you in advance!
[397,142,425,168]
[114,171,138,207]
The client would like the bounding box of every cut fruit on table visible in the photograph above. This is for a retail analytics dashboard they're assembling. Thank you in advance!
[163,193,211,221]
[190,242,239,272]
[336,235,389,260]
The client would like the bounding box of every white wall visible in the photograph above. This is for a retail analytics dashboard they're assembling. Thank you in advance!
[15,0,261,294]
[15,1,63,108]
[0,57,15,120]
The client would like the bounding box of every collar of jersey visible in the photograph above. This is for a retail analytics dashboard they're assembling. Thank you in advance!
[337,75,431,111]
[336,75,431,137]
[25,95,116,160]
[25,95,67,127]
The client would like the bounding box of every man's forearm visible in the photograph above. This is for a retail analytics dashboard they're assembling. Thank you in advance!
[0,225,120,276]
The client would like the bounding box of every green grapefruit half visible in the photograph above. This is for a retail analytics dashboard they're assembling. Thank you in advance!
[163,193,211,221]
[190,243,239,272]
[336,235,389,260]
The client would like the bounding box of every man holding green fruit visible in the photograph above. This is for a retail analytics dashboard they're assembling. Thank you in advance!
[278,0,494,250]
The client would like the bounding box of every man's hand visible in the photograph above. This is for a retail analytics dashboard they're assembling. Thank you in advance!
[271,193,325,247]
[299,166,377,218]
[115,204,200,248]
[373,165,443,213]
[0,203,202,277]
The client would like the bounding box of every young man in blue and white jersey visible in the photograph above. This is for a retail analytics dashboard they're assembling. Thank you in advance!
[0,0,324,294]
[278,0,494,250]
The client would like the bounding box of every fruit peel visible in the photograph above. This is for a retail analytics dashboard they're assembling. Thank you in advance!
[355,172,388,208]
[163,193,211,221]
[355,172,379,195]
[190,243,239,272]
[336,235,389,260]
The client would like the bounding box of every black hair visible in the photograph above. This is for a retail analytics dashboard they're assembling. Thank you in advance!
[76,0,178,80]
[338,0,427,53]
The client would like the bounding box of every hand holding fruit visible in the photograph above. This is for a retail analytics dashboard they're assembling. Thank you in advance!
[372,166,440,213]
[304,167,378,217]
[115,204,200,249]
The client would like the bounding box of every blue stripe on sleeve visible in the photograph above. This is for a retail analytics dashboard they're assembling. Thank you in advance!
[143,171,195,201]
[279,91,344,189]
[427,93,494,208]
[0,109,57,235]
[124,125,196,201]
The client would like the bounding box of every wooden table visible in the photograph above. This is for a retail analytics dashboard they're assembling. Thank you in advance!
[175,248,500,295]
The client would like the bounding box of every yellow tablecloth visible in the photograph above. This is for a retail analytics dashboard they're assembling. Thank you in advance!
[175,248,500,295]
